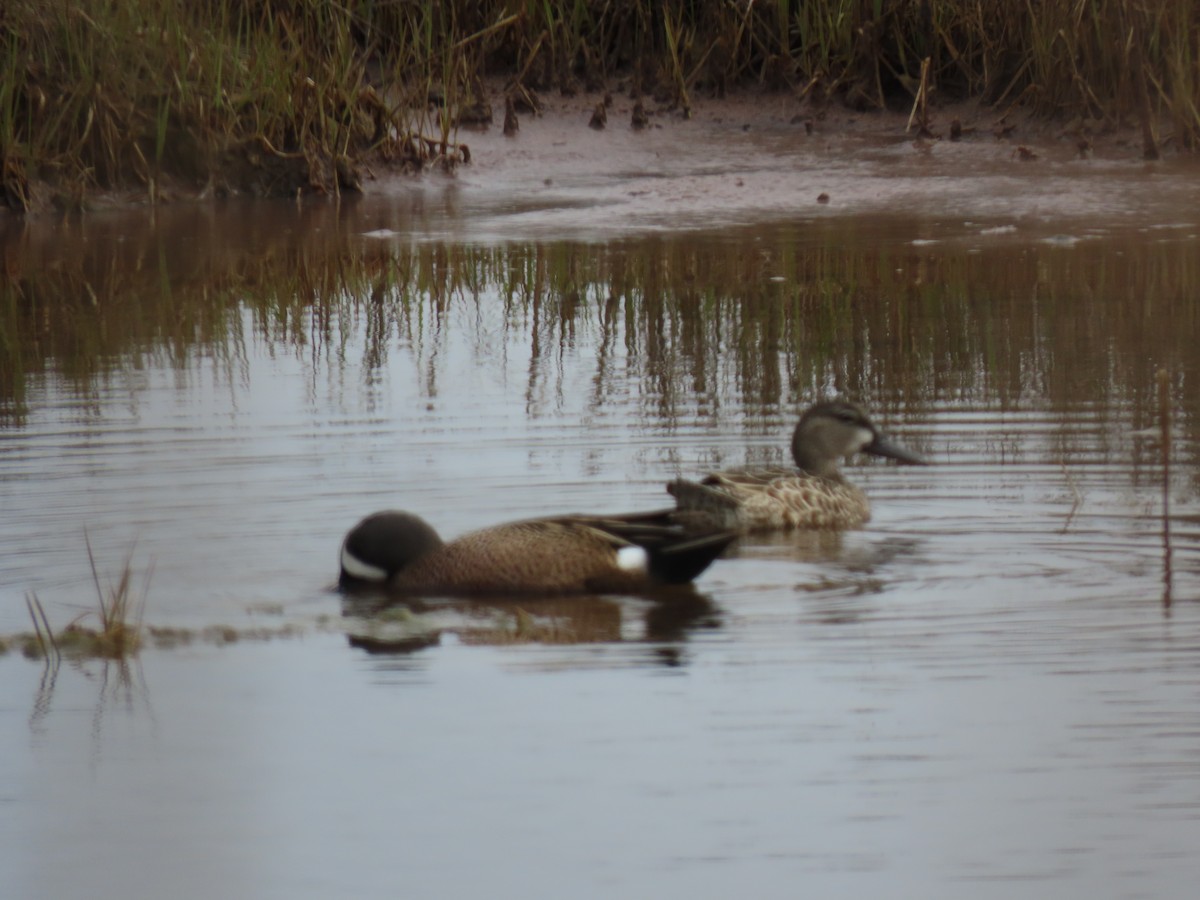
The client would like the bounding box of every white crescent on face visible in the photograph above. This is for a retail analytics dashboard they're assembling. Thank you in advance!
[340,542,389,582]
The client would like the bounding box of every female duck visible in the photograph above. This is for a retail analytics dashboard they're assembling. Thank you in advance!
[667,400,927,533]
[339,509,736,595]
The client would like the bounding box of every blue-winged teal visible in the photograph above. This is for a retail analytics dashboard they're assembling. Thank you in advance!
[339,509,736,595]
[667,400,928,533]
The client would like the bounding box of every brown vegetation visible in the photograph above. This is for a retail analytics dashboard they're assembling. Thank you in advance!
[1,1,1197,211]
[18,535,149,660]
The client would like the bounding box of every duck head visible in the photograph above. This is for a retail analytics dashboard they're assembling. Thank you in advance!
[791,400,927,477]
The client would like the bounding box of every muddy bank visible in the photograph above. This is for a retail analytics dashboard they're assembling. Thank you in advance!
[52,92,1200,234]
[340,88,1200,245]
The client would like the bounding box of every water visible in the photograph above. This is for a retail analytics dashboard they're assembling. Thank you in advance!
[4,120,1200,898]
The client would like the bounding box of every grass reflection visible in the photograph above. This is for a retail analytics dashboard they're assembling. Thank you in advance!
[3,212,1199,461]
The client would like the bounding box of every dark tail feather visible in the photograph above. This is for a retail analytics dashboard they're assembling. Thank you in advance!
[547,510,737,585]
[647,530,737,584]
[579,508,687,542]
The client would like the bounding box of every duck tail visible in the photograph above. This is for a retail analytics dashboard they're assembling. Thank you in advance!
[646,530,737,584]
[566,511,737,585]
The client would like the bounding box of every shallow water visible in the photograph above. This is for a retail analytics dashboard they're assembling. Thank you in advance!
[4,120,1200,898]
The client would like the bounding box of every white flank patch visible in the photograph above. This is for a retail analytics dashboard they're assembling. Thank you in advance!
[616,545,649,574]
[340,544,388,582]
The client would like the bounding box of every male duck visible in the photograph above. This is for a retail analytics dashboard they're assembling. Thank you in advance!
[667,400,928,533]
[339,509,736,595]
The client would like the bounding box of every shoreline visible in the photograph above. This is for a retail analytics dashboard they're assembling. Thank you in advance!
[5,81,1181,219]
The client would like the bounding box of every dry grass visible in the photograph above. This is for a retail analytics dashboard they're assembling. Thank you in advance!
[19,535,151,660]
[23,592,58,658]
[1,0,1197,211]
[0,0,473,211]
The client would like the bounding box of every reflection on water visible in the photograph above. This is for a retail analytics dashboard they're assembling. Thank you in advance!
[26,652,152,744]
[3,199,1200,898]
[341,588,719,665]
[5,201,1200,433]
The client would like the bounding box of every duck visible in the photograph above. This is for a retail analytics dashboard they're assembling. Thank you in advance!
[667,400,928,533]
[339,509,736,595]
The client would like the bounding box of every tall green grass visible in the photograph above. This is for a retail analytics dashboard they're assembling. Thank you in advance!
[1,0,1198,210]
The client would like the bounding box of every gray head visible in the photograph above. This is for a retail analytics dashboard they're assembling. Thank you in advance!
[790,400,927,477]
[339,510,444,586]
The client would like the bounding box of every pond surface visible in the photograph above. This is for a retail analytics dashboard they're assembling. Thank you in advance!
[4,119,1200,898]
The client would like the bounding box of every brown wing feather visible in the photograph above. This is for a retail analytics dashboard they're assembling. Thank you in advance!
[674,469,870,532]
[393,520,632,594]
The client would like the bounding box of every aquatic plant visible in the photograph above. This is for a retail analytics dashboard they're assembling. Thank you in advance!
[19,537,151,660]
[23,592,58,659]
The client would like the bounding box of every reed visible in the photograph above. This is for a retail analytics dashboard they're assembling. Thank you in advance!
[24,592,58,660]
[2,0,1198,209]
[17,536,151,660]
[6,221,1200,424]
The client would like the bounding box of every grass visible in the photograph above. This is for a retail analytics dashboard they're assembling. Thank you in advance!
[1,1,1198,210]
[19,535,151,660]
[0,0,475,210]
[3,527,321,660]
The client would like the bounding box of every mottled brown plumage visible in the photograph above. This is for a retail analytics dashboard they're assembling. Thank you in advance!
[668,401,927,533]
[340,510,735,595]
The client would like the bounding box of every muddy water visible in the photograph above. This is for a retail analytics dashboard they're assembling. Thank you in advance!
[5,126,1200,898]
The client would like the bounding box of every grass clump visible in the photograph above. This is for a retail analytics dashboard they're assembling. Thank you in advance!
[0,0,475,211]
[21,536,151,660]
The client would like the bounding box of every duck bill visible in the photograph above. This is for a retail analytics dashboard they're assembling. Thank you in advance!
[864,434,928,466]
